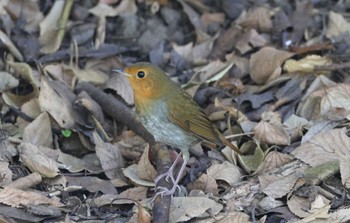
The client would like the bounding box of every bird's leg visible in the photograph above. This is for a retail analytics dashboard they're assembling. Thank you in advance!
[155,157,188,197]
[154,152,182,185]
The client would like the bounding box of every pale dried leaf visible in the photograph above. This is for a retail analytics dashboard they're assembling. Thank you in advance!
[39,0,65,54]
[260,173,299,198]
[64,65,109,84]
[0,162,12,186]
[255,151,293,175]
[106,74,134,105]
[123,164,155,187]
[186,174,218,195]
[23,112,52,148]
[326,11,350,39]
[0,30,23,61]
[136,145,157,181]
[320,84,350,120]
[329,207,350,222]
[254,121,290,145]
[94,187,148,206]
[284,55,332,74]
[170,197,223,222]
[0,72,19,92]
[93,132,125,179]
[19,143,59,178]
[207,161,242,186]
[38,78,75,129]
[89,0,137,17]
[213,211,251,223]
[0,187,62,208]
[283,114,310,141]
[238,142,265,172]
[249,47,294,84]
[287,195,312,218]
[66,176,117,194]
[294,128,350,187]
[236,7,272,32]
[58,151,103,173]
[39,0,64,36]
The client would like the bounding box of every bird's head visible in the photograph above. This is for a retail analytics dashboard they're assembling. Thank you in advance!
[115,62,172,100]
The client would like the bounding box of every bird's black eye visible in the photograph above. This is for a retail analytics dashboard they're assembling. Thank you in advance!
[137,71,145,78]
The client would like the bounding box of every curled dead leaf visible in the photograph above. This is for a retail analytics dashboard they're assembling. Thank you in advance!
[249,47,294,84]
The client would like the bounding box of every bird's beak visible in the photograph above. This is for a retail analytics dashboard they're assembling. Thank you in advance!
[113,68,131,77]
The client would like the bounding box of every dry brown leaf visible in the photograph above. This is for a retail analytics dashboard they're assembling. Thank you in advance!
[106,74,134,105]
[38,78,75,129]
[58,151,103,173]
[320,84,350,120]
[283,114,310,141]
[255,151,294,175]
[287,194,311,218]
[38,0,65,54]
[66,176,117,194]
[0,30,23,61]
[18,143,59,178]
[326,11,350,39]
[170,197,223,222]
[0,162,12,186]
[329,207,350,222]
[94,187,148,207]
[63,65,109,84]
[249,47,295,84]
[23,112,52,148]
[0,187,62,208]
[5,0,43,32]
[0,72,19,92]
[293,128,350,187]
[214,211,251,223]
[284,55,332,74]
[89,0,137,17]
[207,161,242,186]
[236,7,272,32]
[235,29,268,54]
[93,132,125,180]
[123,164,155,187]
[254,112,290,145]
[136,145,157,182]
[238,142,265,172]
[3,62,39,107]
[186,174,218,195]
[260,173,300,199]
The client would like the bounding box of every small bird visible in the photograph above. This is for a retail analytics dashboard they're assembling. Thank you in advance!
[116,62,241,196]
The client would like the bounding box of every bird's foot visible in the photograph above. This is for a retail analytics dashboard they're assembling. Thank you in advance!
[154,170,176,185]
[155,184,182,197]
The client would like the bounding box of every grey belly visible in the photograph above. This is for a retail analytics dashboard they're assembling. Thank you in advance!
[139,113,198,150]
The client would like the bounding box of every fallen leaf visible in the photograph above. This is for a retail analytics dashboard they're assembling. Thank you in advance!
[326,11,350,39]
[293,128,350,188]
[123,164,155,187]
[169,197,223,222]
[249,47,295,84]
[23,112,52,148]
[0,187,62,208]
[207,161,242,186]
[18,143,59,178]
[284,55,332,74]
[93,132,125,180]
[66,176,117,194]
[38,78,75,129]
[136,145,157,182]
[0,72,19,92]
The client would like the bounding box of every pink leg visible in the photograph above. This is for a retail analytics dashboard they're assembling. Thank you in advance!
[154,152,183,185]
[155,157,188,197]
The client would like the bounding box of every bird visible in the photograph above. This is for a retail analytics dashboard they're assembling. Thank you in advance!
[115,62,241,197]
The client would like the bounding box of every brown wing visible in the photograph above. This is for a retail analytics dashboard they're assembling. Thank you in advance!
[167,91,222,145]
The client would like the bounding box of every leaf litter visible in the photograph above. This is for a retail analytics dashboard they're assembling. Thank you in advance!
[0,0,350,222]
